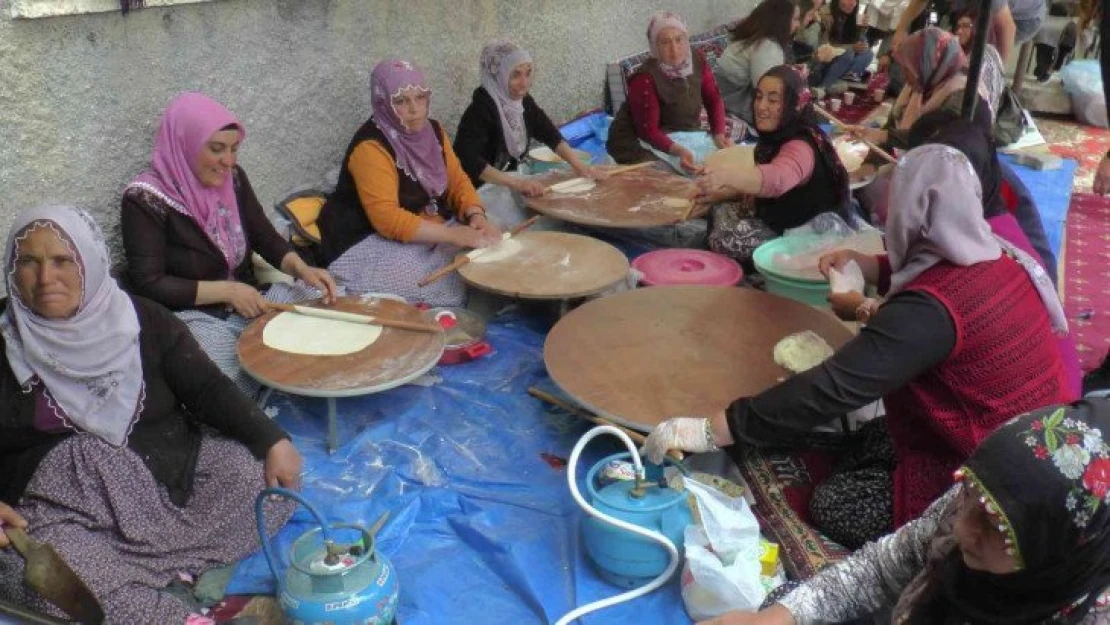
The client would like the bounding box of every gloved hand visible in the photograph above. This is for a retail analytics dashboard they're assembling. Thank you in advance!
[641,417,718,465]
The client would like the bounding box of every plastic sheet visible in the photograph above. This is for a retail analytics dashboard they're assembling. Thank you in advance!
[999,153,1076,260]
[226,314,693,624]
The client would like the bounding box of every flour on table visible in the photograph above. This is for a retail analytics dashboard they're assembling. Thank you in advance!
[661,197,691,209]
[469,238,525,264]
[263,312,383,356]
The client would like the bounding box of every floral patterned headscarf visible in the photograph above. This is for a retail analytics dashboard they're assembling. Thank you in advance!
[918,400,1110,624]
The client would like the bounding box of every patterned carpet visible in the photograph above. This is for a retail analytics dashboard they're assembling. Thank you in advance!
[1036,117,1110,371]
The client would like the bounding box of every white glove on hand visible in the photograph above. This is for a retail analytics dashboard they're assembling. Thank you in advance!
[640,417,718,465]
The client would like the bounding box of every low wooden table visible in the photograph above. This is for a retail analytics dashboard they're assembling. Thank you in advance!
[238,295,445,452]
[525,164,701,228]
[543,285,854,432]
[457,231,630,301]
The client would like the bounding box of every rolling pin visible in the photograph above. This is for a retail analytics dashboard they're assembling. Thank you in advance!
[267,302,442,334]
[813,105,899,164]
[527,387,685,462]
[417,215,540,287]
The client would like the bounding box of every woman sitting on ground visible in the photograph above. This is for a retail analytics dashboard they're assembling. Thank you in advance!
[716,0,802,124]
[454,39,601,225]
[0,205,299,624]
[644,144,1074,550]
[697,399,1110,625]
[317,59,501,307]
[121,92,336,394]
[606,10,731,171]
[809,0,874,93]
[700,65,852,264]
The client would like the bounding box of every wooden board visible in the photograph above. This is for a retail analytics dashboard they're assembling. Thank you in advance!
[238,295,445,397]
[525,164,701,228]
[543,286,853,432]
[457,231,630,300]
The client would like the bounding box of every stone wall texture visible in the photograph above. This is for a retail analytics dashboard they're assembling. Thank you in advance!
[0,0,751,257]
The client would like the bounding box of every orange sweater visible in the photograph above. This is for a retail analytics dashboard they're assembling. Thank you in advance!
[347,126,483,242]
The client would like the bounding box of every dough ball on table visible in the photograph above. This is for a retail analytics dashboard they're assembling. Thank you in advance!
[773,330,835,374]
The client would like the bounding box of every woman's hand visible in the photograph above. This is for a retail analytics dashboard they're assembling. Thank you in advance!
[467,213,503,241]
[295,266,338,304]
[0,502,28,549]
[264,439,303,490]
[697,605,797,625]
[713,133,734,150]
[225,282,270,319]
[513,178,547,197]
[828,291,867,321]
[1094,154,1110,195]
[696,165,738,198]
[671,145,701,174]
[817,249,880,283]
[451,225,499,249]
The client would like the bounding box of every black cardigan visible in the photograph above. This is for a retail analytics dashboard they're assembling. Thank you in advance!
[121,167,294,318]
[0,295,288,507]
[453,87,565,187]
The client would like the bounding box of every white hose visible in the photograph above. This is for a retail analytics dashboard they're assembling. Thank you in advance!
[553,425,681,625]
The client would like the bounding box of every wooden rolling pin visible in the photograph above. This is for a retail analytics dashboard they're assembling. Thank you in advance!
[267,302,442,334]
[417,215,540,287]
[527,387,685,462]
[813,105,899,164]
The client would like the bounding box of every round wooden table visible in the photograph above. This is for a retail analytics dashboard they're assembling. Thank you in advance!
[525,164,701,228]
[543,285,853,432]
[238,295,445,452]
[457,231,630,300]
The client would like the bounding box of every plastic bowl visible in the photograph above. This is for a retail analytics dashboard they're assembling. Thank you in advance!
[752,237,831,306]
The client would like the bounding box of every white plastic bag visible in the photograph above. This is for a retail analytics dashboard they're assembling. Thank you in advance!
[681,477,765,621]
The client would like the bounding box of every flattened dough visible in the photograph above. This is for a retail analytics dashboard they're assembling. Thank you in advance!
[550,177,597,194]
[773,330,835,374]
[704,144,756,170]
[661,197,692,209]
[470,238,524,264]
[263,312,383,356]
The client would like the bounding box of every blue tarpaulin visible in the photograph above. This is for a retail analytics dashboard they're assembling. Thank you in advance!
[999,153,1076,261]
[226,314,693,625]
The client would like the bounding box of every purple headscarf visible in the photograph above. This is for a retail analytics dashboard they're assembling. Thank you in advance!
[128,92,248,275]
[647,11,693,80]
[0,205,144,447]
[480,40,534,159]
[370,59,448,201]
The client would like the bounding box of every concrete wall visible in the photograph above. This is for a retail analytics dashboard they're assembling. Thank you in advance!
[0,0,750,255]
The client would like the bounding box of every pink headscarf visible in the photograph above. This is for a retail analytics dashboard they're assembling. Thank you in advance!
[370,59,448,204]
[647,11,693,80]
[128,92,247,274]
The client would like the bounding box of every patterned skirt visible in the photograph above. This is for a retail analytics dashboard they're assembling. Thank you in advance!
[0,434,295,624]
[707,198,777,264]
[327,233,465,307]
[176,282,320,397]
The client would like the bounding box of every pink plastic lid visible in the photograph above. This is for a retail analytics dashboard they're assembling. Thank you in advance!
[632,249,743,287]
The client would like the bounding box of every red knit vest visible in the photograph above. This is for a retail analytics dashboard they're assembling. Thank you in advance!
[885,256,1072,527]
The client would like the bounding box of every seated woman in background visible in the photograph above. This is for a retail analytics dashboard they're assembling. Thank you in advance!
[699,400,1110,625]
[893,0,1046,63]
[121,92,336,395]
[0,205,299,624]
[454,40,600,226]
[809,0,874,93]
[699,66,852,264]
[644,145,1074,550]
[317,59,501,307]
[716,0,802,124]
[606,10,731,171]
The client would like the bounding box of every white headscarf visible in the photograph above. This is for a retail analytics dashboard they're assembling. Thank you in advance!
[887,145,1067,335]
[480,40,533,159]
[0,205,144,446]
[647,11,693,80]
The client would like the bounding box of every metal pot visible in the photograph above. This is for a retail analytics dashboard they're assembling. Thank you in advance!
[428,307,492,365]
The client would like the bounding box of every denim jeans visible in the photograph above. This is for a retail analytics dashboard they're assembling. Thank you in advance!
[813,48,874,89]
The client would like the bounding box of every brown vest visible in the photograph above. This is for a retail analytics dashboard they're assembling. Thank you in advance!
[606,53,706,163]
